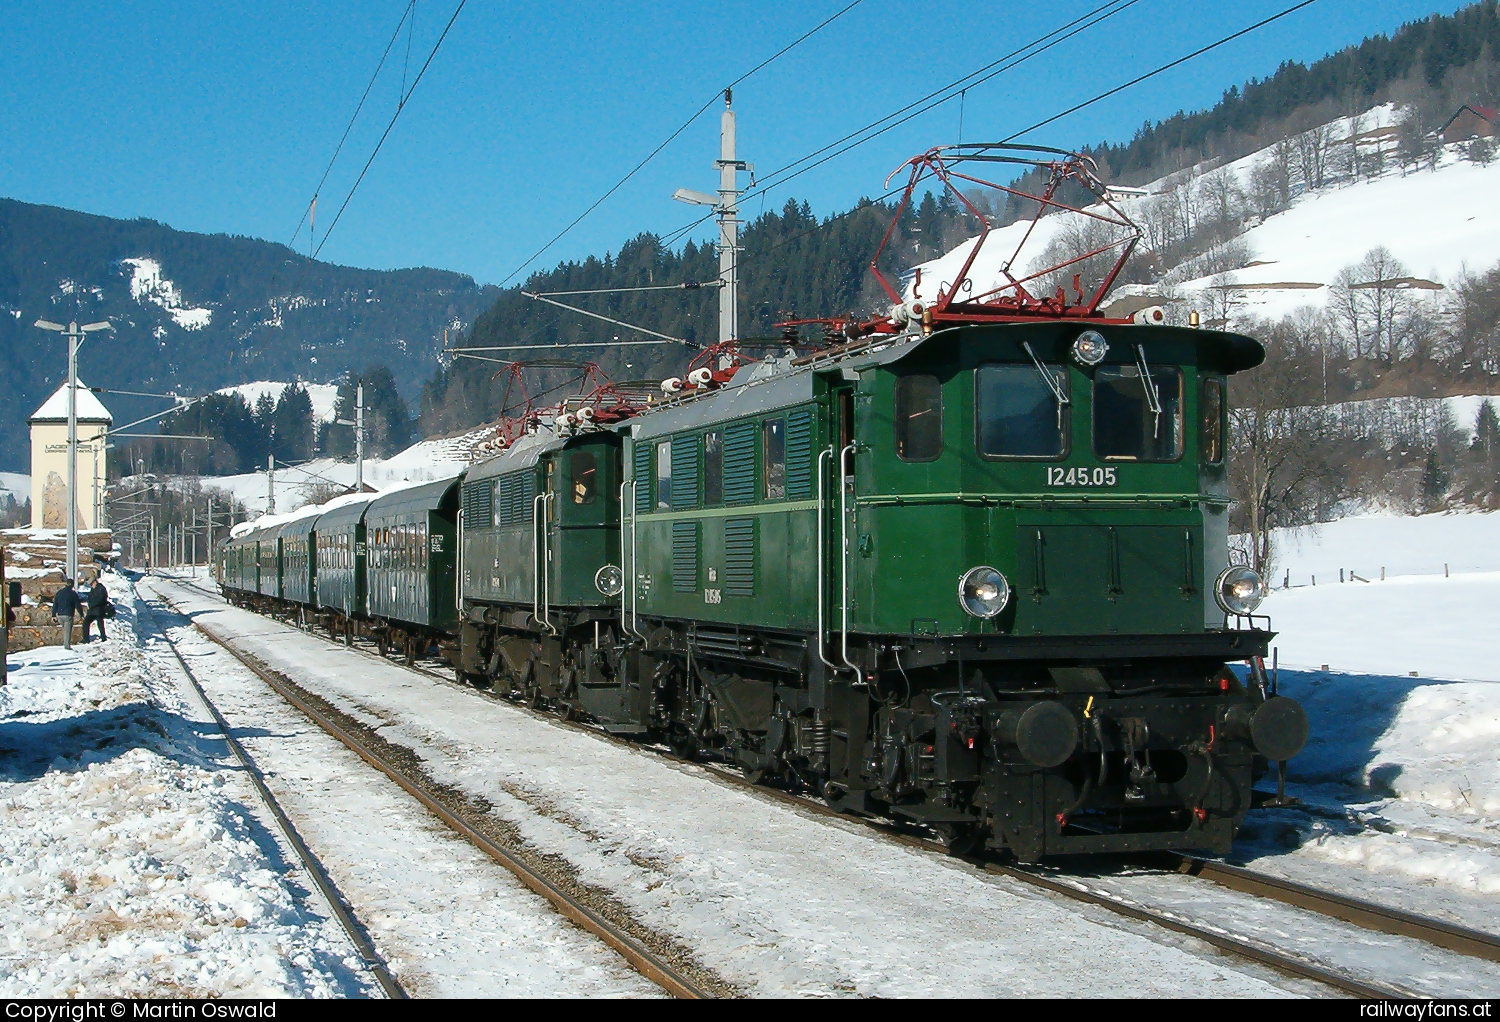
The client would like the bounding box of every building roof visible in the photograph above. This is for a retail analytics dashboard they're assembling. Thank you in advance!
[28,381,113,424]
[1441,104,1498,133]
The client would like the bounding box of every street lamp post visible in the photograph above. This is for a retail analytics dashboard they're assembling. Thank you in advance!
[34,319,112,581]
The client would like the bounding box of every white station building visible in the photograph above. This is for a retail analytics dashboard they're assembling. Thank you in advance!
[28,381,112,530]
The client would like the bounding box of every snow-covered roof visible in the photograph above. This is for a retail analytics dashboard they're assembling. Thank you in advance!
[28,381,112,424]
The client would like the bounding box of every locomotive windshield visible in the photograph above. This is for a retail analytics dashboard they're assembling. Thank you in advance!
[1093,364,1184,462]
[975,363,1069,459]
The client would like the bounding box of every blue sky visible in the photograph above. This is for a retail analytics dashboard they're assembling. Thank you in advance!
[0,0,1469,285]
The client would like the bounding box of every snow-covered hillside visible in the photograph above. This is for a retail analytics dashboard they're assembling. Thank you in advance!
[907,103,1500,326]
[216,381,341,424]
[197,427,489,516]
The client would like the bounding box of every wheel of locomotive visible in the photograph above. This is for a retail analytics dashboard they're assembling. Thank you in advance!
[740,764,768,785]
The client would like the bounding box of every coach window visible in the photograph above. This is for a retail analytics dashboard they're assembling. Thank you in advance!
[656,441,672,510]
[894,374,943,462]
[704,431,723,505]
[1202,377,1225,466]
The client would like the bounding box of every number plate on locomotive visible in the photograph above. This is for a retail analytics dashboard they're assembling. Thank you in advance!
[1047,466,1117,487]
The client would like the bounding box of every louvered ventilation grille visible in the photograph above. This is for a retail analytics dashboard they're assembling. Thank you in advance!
[723,422,756,505]
[672,520,699,592]
[634,443,652,513]
[461,480,493,527]
[786,408,813,500]
[724,518,756,597]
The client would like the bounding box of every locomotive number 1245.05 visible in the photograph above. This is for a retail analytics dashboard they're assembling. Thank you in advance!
[1047,466,1117,487]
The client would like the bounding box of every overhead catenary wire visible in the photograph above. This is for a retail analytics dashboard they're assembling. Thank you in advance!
[305,0,468,267]
[675,0,1324,262]
[654,0,1143,251]
[285,2,419,256]
[494,0,867,288]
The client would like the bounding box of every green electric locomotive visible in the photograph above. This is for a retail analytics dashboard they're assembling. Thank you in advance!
[450,318,1304,859]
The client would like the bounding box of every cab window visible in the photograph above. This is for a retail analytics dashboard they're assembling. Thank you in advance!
[1094,365,1184,462]
[894,374,942,462]
[1202,377,1225,466]
[976,363,1069,459]
[571,451,597,504]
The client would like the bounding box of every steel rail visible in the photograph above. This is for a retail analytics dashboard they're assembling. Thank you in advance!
[136,590,406,999]
[1169,854,1500,965]
[151,582,710,999]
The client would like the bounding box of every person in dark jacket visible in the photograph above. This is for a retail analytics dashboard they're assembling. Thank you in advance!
[83,579,109,643]
[52,579,80,650]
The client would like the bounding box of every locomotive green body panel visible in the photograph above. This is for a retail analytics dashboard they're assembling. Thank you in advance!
[624,322,1247,641]
[461,434,622,616]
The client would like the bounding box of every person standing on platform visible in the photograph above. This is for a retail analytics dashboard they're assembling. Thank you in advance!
[51,578,79,651]
[83,578,109,643]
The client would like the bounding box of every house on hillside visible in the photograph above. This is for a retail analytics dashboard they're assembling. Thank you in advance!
[1440,104,1497,143]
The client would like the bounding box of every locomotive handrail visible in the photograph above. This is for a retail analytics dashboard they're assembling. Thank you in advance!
[622,480,648,642]
[533,493,557,636]
[815,446,841,674]
[839,442,860,677]
[455,508,464,613]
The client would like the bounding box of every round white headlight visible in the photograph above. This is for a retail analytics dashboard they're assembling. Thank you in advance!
[958,566,1011,619]
[1073,330,1108,366]
[594,564,624,597]
[1214,565,1265,616]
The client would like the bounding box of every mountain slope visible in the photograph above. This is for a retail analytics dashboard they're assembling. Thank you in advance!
[0,198,498,470]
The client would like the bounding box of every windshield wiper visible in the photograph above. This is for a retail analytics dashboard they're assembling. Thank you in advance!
[1022,341,1069,430]
[1134,343,1163,438]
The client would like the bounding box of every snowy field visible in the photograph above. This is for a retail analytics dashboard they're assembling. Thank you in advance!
[1214,510,1500,931]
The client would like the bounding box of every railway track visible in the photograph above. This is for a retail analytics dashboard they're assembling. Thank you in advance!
[144,579,716,1000]
[159,574,1492,998]
[134,592,407,999]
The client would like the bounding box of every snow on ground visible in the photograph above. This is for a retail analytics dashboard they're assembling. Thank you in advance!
[1268,509,1500,586]
[1214,510,1500,929]
[134,580,658,998]
[159,576,1500,996]
[0,578,369,997]
[119,258,212,332]
[217,382,341,425]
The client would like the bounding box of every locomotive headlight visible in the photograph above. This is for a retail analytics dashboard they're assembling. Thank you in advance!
[1214,565,1266,616]
[594,564,624,597]
[1072,330,1108,366]
[958,566,1010,618]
